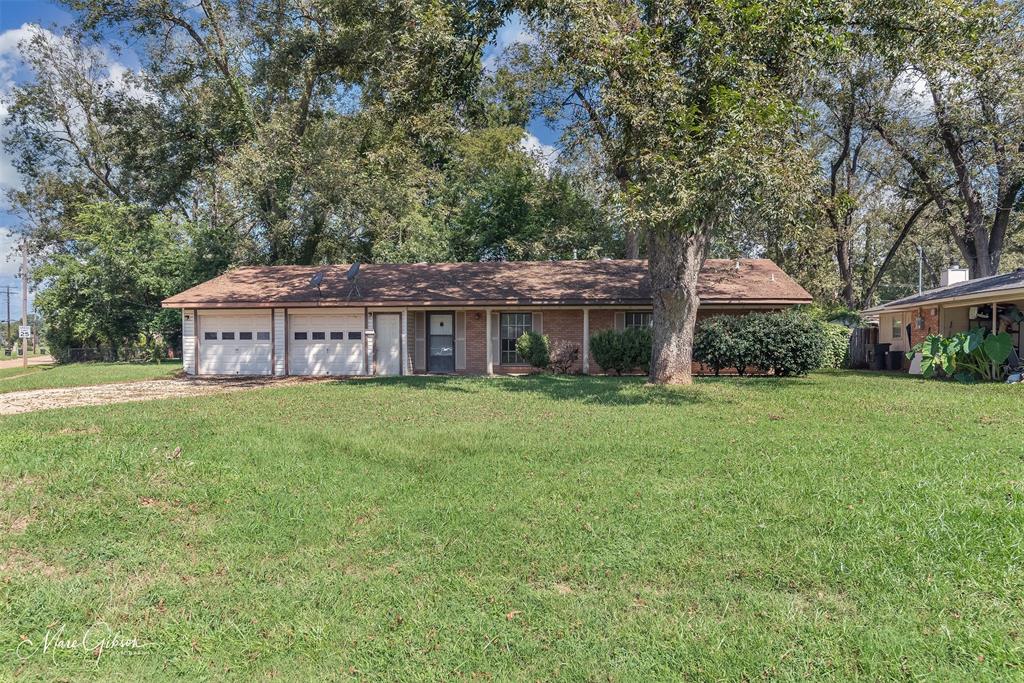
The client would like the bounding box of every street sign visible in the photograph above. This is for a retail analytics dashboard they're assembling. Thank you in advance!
[18,325,31,339]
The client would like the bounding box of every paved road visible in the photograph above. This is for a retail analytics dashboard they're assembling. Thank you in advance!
[0,356,54,370]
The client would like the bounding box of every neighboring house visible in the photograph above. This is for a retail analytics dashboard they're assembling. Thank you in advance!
[161,259,812,376]
[862,267,1024,357]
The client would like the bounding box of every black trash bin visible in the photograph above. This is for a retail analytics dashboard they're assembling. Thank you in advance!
[887,350,904,371]
[872,343,891,371]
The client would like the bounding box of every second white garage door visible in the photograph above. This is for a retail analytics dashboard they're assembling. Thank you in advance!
[289,310,365,375]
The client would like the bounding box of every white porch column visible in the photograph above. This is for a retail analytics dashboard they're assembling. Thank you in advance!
[582,307,590,374]
[400,309,409,376]
[485,307,494,375]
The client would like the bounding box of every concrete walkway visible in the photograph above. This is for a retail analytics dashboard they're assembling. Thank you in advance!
[0,376,290,416]
[0,355,54,370]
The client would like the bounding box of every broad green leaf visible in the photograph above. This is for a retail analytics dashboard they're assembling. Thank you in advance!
[982,332,1013,365]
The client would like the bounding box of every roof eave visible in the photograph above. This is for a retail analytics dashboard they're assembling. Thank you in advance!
[863,285,1024,314]
[162,297,812,309]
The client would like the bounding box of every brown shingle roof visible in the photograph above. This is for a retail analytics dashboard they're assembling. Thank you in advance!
[162,259,811,308]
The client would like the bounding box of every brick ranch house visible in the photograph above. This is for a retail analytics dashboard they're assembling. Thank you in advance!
[161,259,812,377]
[862,267,1024,365]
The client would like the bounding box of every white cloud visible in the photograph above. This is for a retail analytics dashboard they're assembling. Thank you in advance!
[519,132,559,171]
[0,23,149,194]
[483,13,537,73]
[0,230,21,277]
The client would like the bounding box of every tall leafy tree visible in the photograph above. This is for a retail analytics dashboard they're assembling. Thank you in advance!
[866,0,1024,278]
[522,0,836,383]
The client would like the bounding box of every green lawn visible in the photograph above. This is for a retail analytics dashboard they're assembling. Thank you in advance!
[1,372,1021,679]
[0,361,181,394]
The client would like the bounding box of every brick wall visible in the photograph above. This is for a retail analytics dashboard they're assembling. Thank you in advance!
[541,309,584,373]
[909,305,940,349]
[463,311,487,374]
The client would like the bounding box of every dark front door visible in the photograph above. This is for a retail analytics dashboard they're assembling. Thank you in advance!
[427,312,455,373]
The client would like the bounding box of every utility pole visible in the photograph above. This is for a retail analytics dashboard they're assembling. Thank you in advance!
[20,236,28,368]
[917,245,924,294]
[3,285,10,347]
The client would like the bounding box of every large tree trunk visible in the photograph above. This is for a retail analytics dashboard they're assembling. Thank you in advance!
[836,237,855,308]
[648,226,710,385]
[625,229,640,259]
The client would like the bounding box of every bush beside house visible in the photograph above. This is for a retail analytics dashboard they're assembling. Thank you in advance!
[516,331,551,370]
[692,311,827,377]
[590,327,652,375]
[819,322,852,369]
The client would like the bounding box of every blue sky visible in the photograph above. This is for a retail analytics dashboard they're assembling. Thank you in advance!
[0,3,558,322]
[0,0,71,319]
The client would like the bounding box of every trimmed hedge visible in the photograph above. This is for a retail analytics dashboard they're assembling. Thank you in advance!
[590,327,652,375]
[515,331,550,369]
[692,315,748,376]
[694,311,826,377]
[820,322,851,369]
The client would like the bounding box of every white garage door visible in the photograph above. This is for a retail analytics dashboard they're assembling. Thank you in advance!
[198,311,273,375]
[289,310,365,376]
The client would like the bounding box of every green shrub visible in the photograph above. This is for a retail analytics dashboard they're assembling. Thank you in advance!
[694,315,748,375]
[741,312,826,377]
[909,327,1014,382]
[819,322,851,369]
[590,327,652,375]
[515,331,550,369]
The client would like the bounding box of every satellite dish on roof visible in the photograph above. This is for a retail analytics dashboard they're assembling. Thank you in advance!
[310,270,326,304]
[346,260,362,300]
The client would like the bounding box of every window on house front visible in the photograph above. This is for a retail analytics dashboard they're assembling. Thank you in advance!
[500,313,533,364]
[348,331,362,340]
[239,332,253,340]
[330,331,344,340]
[892,318,902,339]
[221,332,235,340]
[625,312,652,329]
[204,332,217,340]
[312,332,326,340]
[294,332,308,340]
[256,331,270,341]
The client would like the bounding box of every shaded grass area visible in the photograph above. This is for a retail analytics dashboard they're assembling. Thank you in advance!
[0,371,1022,679]
[0,361,181,394]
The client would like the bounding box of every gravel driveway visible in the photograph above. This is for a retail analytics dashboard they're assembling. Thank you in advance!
[0,377,293,416]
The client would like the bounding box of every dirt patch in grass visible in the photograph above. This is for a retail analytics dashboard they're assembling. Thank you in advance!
[4,515,32,534]
[0,476,38,498]
[0,549,65,578]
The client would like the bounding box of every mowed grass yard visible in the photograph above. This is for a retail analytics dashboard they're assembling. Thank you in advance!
[1,371,1022,680]
[0,361,181,394]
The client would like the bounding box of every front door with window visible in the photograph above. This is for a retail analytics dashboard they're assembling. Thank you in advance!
[427,312,455,373]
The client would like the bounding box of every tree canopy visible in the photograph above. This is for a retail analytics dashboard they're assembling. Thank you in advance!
[5,0,1024,377]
